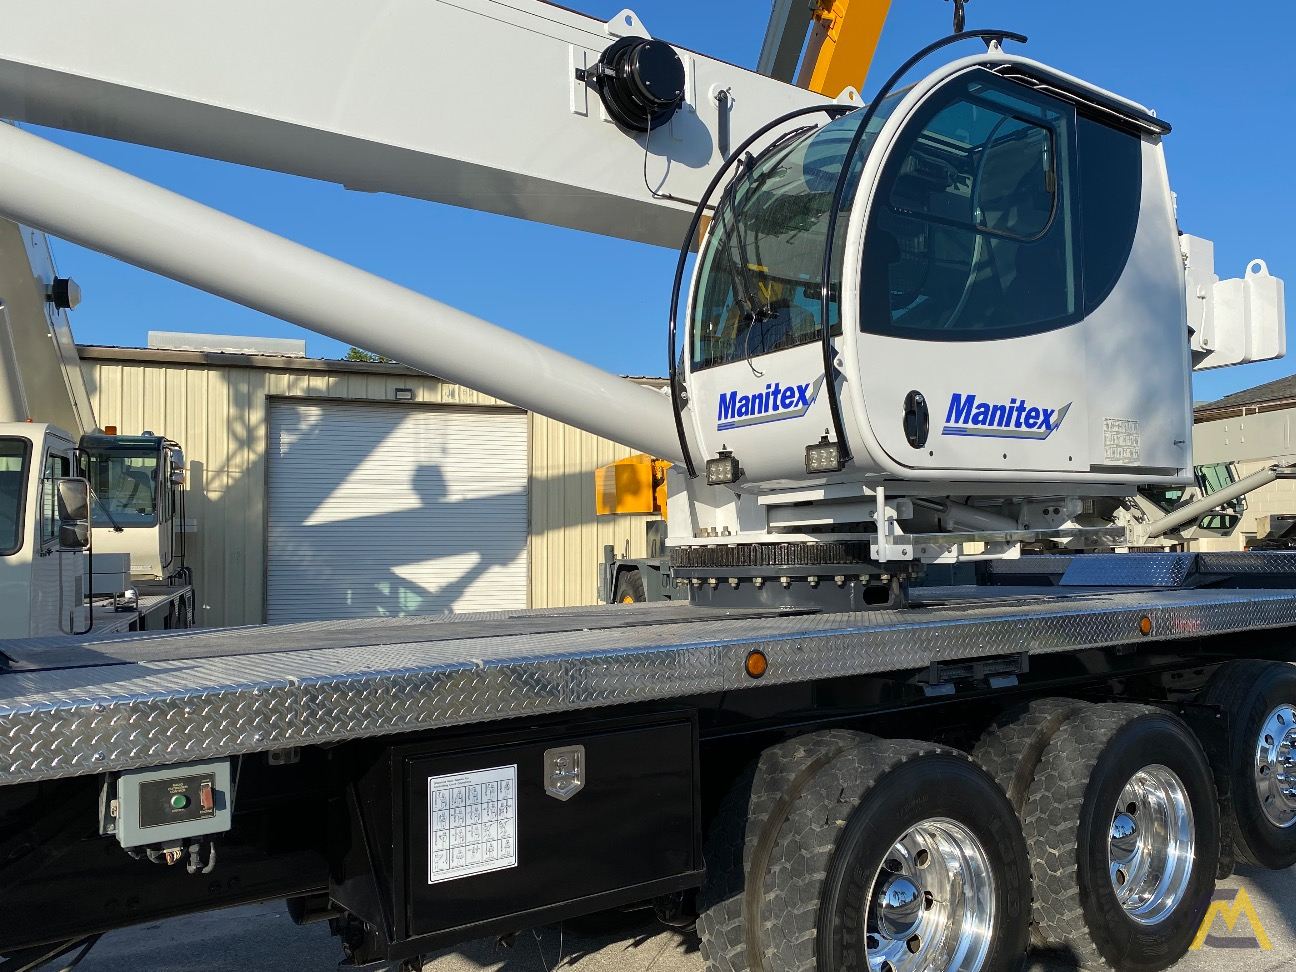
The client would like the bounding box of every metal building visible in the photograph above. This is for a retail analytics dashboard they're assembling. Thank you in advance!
[79,345,664,627]
[1193,376,1296,550]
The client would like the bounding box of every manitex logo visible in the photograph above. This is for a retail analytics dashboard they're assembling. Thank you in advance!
[942,392,1071,441]
[717,376,825,431]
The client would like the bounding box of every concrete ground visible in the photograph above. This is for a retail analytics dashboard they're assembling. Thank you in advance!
[65,865,1295,972]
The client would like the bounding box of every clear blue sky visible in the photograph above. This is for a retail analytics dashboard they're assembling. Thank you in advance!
[32,0,1296,404]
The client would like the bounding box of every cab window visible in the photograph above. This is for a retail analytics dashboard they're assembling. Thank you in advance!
[0,438,28,555]
[84,447,159,527]
[690,90,907,371]
[41,452,71,546]
[861,71,1079,340]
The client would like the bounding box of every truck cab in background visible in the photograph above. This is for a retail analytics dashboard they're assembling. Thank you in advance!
[0,422,194,638]
[81,431,189,585]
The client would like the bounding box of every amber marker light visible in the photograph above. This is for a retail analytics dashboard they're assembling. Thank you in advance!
[745,650,768,679]
[1139,616,1153,636]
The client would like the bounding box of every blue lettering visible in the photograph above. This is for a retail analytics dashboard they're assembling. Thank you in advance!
[1040,408,1055,431]
[946,393,976,425]
[1024,407,1041,429]
[989,404,1008,427]
[718,392,737,423]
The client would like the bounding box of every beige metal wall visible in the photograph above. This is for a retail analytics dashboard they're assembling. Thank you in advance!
[528,413,660,608]
[81,347,659,626]
[1192,409,1296,551]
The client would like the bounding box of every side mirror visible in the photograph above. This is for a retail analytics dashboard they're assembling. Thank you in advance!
[168,447,186,485]
[54,477,91,550]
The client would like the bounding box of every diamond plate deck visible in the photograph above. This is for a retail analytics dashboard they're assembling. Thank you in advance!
[1060,553,1197,588]
[2,587,1296,785]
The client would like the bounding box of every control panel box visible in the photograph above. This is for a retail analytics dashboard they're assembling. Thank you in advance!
[107,759,232,848]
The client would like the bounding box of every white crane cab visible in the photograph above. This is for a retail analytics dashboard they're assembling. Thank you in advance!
[684,55,1189,492]
[670,52,1283,603]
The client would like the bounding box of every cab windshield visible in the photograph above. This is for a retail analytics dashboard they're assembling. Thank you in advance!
[0,438,28,555]
[84,445,159,527]
[690,90,906,371]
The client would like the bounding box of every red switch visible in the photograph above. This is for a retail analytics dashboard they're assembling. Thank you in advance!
[199,781,214,811]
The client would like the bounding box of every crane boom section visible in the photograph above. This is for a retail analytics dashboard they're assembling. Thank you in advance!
[0,219,96,434]
[0,122,686,463]
[0,1,829,250]
[799,0,892,96]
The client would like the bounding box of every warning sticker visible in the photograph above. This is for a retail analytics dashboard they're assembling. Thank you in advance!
[1103,418,1141,465]
[428,765,517,884]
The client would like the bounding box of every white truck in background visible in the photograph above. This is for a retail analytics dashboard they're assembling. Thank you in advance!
[0,214,194,637]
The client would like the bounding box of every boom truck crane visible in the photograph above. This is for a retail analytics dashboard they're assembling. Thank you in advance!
[0,4,1294,972]
[0,214,194,637]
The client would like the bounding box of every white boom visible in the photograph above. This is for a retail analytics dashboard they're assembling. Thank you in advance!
[0,0,832,249]
[0,122,686,463]
[0,216,97,435]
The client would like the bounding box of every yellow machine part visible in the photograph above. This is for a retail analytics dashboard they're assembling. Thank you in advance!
[595,454,670,518]
[799,0,891,98]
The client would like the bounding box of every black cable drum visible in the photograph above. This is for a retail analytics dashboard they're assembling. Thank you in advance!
[589,36,686,133]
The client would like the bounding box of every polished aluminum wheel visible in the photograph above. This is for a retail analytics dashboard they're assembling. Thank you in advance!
[1107,764,1195,925]
[1254,703,1296,829]
[865,818,995,972]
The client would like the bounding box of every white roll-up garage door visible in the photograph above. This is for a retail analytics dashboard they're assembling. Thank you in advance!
[267,400,528,623]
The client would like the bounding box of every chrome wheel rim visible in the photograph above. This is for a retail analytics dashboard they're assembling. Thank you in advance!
[1107,764,1195,925]
[1254,703,1296,829]
[865,818,995,972]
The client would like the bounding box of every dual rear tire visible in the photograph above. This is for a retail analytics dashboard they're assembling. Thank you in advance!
[699,667,1296,972]
[698,732,1031,972]
[1200,659,1296,869]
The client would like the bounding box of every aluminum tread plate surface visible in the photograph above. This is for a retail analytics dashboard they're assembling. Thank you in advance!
[1,603,804,669]
[1061,553,1197,588]
[3,588,1296,783]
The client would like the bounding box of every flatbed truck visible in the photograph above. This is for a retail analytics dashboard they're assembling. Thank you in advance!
[2,551,1296,972]
[0,4,1292,972]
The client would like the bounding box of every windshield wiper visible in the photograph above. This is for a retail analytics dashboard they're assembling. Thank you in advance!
[91,488,124,533]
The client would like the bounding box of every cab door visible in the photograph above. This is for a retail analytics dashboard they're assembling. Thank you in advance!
[854,70,1090,475]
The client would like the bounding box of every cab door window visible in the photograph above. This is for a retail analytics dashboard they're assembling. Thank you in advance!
[0,438,28,555]
[41,453,71,546]
[861,71,1079,340]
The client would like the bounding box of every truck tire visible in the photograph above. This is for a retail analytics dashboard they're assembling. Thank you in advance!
[758,739,1032,972]
[1024,704,1218,972]
[1199,659,1296,868]
[613,569,647,604]
[697,729,870,972]
[974,697,1090,816]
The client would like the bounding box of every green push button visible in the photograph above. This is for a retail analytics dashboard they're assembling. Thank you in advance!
[170,793,190,810]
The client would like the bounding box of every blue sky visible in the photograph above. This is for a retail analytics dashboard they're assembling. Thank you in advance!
[32,0,1296,404]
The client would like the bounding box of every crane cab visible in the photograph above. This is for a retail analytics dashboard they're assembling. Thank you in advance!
[683,55,1191,496]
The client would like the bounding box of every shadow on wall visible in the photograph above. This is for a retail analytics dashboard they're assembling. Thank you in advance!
[263,403,530,625]
[85,360,647,627]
